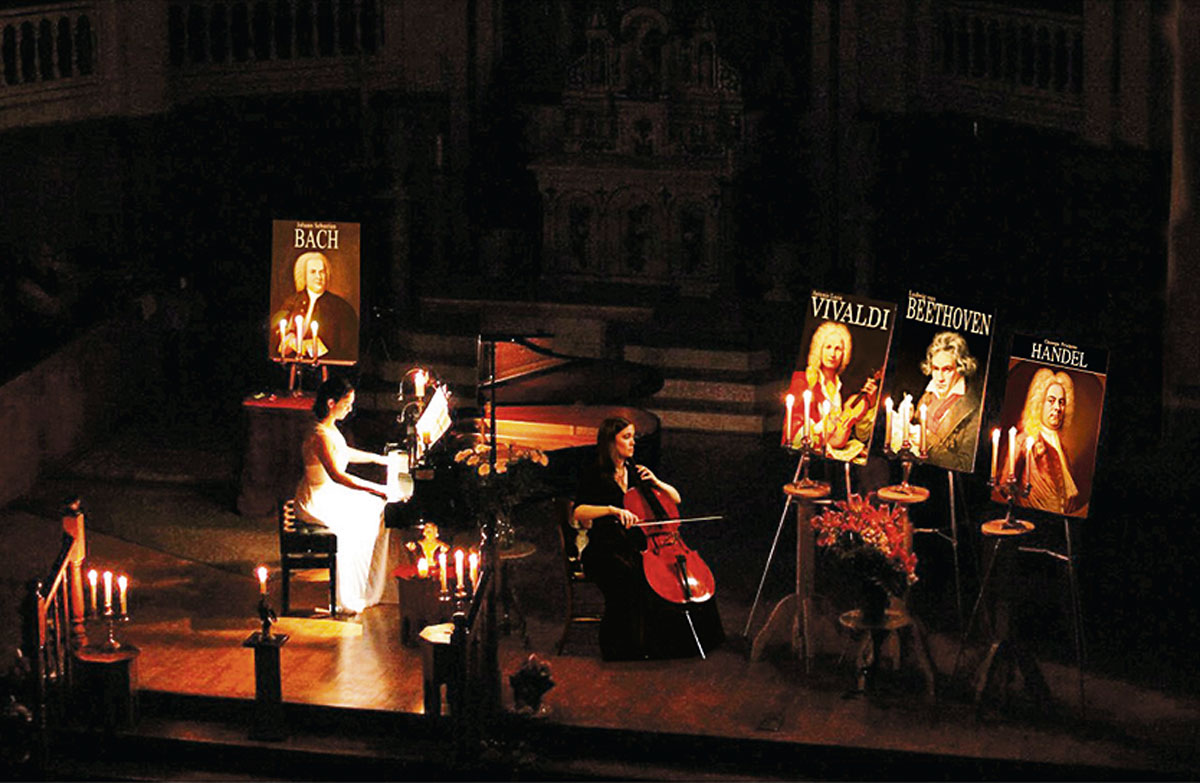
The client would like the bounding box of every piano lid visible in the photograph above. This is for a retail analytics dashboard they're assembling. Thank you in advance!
[478,334,663,406]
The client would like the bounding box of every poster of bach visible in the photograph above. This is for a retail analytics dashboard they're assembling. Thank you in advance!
[784,290,897,465]
[880,291,995,473]
[268,220,361,366]
[990,335,1108,518]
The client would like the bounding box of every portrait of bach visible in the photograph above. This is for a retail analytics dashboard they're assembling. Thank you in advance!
[916,331,982,473]
[1004,368,1086,516]
[271,251,359,363]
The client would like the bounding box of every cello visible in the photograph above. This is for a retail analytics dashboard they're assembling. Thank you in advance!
[623,460,718,657]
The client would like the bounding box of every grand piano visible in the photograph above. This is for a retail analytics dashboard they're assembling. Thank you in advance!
[387,334,663,528]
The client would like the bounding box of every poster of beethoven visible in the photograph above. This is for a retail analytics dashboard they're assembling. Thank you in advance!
[990,335,1108,518]
[784,290,897,465]
[880,291,995,473]
[268,220,361,366]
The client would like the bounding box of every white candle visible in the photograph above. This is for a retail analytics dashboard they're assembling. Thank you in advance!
[784,394,794,446]
[309,321,319,358]
[454,549,465,591]
[1007,426,1017,479]
[802,390,812,442]
[438,551,448,592]
[117,575,128,616]
[919,403,928,455]
[103,570,113,612]
[415,370,426,399]
[256,565,268,595]
[1024,435,1034,485]
[417,557,429,579]
[468,552,479,592]
[991,428,1000,483]
[884,397,893,452]
[294,315,305,356]
[278,319,288,354]
[87,569,98,614]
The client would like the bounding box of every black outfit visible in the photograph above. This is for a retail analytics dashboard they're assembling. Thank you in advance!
[574,462,724,661]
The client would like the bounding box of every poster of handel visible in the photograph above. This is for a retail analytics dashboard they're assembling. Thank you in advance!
[269,220,361,365]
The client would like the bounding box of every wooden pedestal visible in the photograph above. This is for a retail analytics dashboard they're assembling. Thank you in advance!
[75,645,141,732]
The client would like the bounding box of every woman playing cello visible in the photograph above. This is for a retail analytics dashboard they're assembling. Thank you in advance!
[572,417,724,661]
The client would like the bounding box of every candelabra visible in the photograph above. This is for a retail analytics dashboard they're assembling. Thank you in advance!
[784,434,831,496]
[986,473,1034,533]
[86,570,130,652]
[94,602,129,653]
[881,438,930,503]
[280,353,327,395]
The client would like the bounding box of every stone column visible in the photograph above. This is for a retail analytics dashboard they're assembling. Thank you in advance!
[1164,0,1200,432]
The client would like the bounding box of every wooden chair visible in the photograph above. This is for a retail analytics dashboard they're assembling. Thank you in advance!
[278,499,338,615]
[554,497,602,654]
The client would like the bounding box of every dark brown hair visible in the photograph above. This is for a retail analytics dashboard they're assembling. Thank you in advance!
[596,416,633,474]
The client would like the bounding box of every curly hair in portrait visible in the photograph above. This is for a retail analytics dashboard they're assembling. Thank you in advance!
[920,331,978,377]
[806,321,852,373]
[1019,367,1075,437]
[292,251,335,292]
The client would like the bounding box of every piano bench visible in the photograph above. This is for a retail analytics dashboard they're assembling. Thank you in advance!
[278,499,338,616]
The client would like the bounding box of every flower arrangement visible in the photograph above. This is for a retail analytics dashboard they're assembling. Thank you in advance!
[452,439,549,541]
[810,494,918,598]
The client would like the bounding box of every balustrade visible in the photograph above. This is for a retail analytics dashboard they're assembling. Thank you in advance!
[932,2,1083,101]
[168,0,382,68]
[0,4,95,89]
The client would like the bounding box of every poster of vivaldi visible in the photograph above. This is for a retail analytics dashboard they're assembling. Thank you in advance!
[990,335,1108,518]
[879,291,995,473]
[784,290,897,465]
[268,220,361,366]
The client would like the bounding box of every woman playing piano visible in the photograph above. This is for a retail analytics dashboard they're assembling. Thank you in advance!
[573,417,723,660]
[295,375,407,614]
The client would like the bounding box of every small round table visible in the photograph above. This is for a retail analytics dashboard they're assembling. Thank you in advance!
[838,608,935,700]
[499,540,537,648]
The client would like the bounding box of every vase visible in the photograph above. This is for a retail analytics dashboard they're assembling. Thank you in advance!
[860,582,890,625]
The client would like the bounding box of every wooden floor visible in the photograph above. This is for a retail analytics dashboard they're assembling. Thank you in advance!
[75,525,1200,779]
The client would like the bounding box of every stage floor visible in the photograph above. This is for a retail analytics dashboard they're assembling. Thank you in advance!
[49,523,1196,779]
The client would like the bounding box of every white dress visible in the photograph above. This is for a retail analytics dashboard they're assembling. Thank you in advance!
[294,421,392,614]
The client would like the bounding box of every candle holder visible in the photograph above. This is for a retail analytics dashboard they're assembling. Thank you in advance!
[879,440,931,504]
[784,437,831,496]
[280,355,328,395]
[986,475,1035,533]
[94,604,130,652]
[258,595,279,639]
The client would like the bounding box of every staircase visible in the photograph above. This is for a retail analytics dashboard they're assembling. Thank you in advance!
[356,290,792,438]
